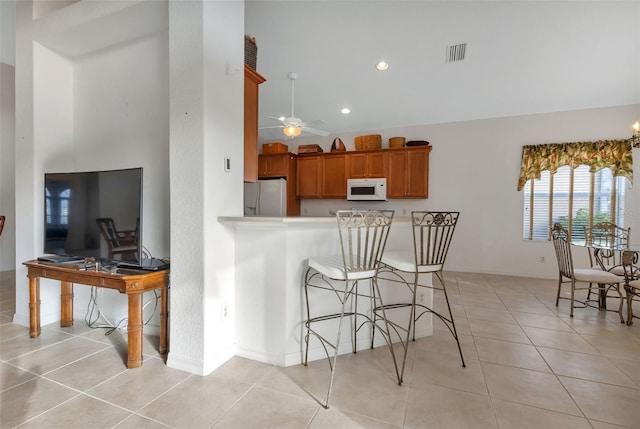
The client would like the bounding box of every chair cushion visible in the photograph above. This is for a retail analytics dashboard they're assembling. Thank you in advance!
[591,264,626,276]
[308,255,376,281]
[381,251,443,273]
[573,268,622,283]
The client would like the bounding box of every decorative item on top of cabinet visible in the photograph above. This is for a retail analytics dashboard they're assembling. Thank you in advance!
[389,137,405,148]
[330,138,346,152]
[244,65,266,183]
[244,35,258,70]
[354,134,382,150]
[262,142,288,154]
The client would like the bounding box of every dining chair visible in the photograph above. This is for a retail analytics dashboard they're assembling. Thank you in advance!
[621,250,640,326]
[583,222,630,302]
[583,222,630,272]
[303,209,399,409]
[373,211,464,384]
[96,217,139,261]
[552,223,624,321]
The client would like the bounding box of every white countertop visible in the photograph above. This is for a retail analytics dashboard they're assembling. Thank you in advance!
[218,216,412,224]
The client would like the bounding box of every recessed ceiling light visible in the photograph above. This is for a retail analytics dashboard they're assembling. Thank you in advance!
[341,107,351,114]
[376,61,389,71]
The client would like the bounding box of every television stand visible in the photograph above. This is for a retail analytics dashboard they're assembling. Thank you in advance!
[23,260,169,368]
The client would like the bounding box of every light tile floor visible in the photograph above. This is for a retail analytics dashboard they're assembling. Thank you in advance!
[2,270,640,428]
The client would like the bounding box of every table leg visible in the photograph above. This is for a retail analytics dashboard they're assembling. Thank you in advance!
[127,293,143,368]
[159,286,168,354]
[28,275,41,338]
[599,283,607,309]
[60,281,74,327]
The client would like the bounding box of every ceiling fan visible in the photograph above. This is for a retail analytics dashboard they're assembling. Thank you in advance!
[260,72,328,138]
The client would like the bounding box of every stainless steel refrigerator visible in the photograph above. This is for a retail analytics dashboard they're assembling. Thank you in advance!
[243,178,287,217]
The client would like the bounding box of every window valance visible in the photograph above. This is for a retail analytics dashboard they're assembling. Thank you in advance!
[517,140,633,191]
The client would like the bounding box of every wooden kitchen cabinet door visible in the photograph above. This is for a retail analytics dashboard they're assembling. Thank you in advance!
[367,152,387,177]
[348,152,386,178]
[406,149,429,197]
[258,154,288,178]
[387,147,430,198]
[297,156,321,198]
[322,155,348,198]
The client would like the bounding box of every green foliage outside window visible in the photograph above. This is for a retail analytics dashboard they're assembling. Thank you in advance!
[557,208,612,239]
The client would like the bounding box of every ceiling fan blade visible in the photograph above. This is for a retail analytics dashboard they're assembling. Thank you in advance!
[266,116,285,123]
[259,125,285,130]
[302,127,329,137]
[301,119,327,127]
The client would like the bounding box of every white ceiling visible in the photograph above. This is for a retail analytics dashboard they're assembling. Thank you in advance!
[4,0,638,143]
[246,1,640,141]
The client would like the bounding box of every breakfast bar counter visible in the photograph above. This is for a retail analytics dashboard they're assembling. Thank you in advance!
[218,216,433,367]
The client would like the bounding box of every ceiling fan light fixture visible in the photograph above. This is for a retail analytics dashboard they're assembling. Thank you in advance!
[376,61,389,71]
[283,125,302,137]
[341,107,351,114]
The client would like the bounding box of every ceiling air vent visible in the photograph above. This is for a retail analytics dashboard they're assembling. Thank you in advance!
[446,43,467,63]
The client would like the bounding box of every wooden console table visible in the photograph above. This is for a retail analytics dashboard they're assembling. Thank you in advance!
[23,260,169,368]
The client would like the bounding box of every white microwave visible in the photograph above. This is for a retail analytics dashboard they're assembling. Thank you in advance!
[347,178,387,201]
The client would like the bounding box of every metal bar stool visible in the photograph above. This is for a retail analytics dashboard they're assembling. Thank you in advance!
[303,209,399,409]
[373,211,464,384]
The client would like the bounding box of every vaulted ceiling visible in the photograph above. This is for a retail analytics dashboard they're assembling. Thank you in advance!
[245,1,640,141]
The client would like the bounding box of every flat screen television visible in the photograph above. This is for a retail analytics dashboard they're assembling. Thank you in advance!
[44,168,143,263]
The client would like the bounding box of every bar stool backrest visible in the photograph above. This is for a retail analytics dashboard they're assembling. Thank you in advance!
[411,211,459,270]
[552,223,575,278]
[336,210,394,275]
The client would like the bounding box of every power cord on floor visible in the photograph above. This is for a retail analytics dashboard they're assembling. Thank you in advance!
[84,288,159,335]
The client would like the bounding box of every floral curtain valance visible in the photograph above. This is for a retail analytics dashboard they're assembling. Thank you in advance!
[517,140,633,191]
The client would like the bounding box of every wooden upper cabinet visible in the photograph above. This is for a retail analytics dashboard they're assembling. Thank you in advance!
[387,146,431,198]
[296,146,430,200]
[244,65,266,183]
[322,154,348,198]
[348,152,387,178]
[297,156,321,198]
[258,153,288,178]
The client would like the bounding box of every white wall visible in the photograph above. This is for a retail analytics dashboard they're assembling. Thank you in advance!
[167,0,245,375]
[286,104,640,279]
[0,0,16,66]
[73,33,170,259]
[1,0,16,270]
[0,62,16,270]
